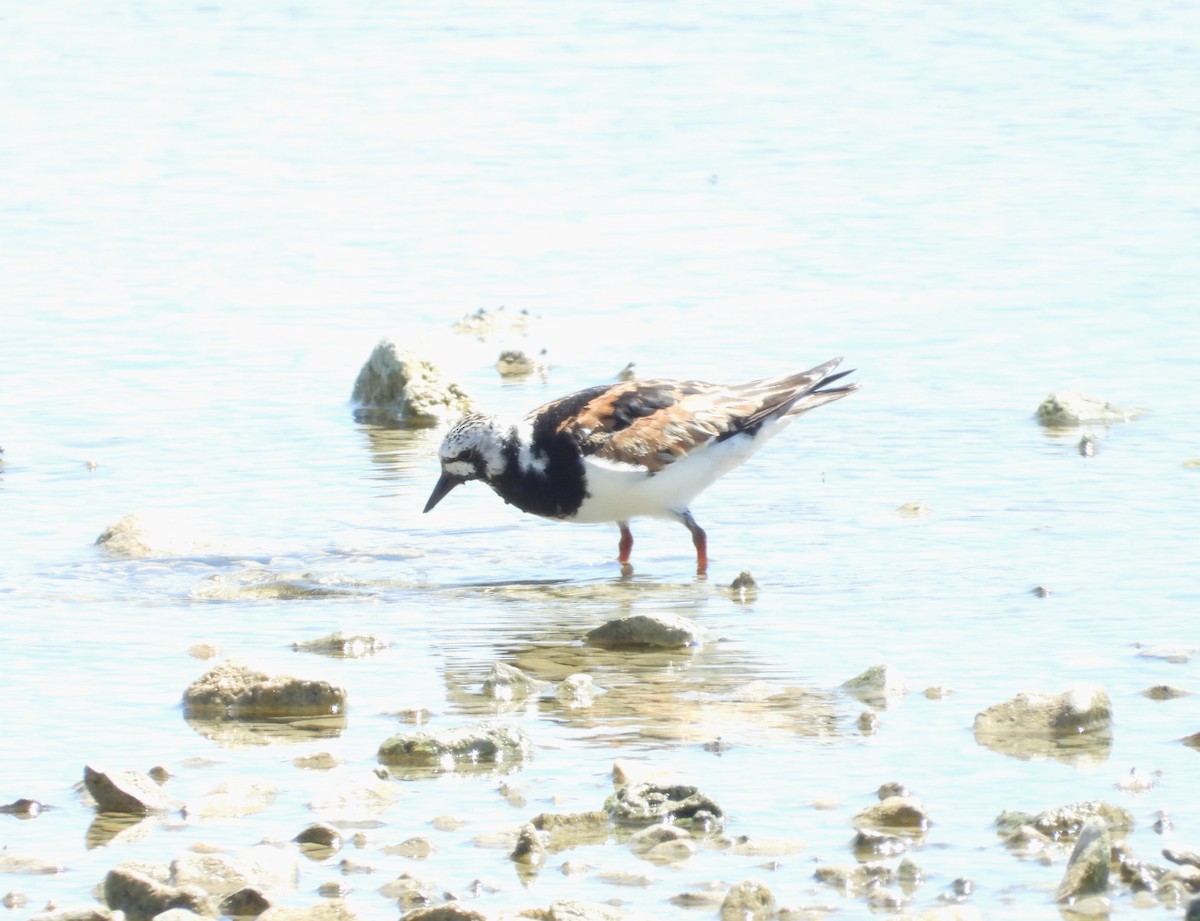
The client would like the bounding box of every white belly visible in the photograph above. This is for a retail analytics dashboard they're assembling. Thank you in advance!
[568,420,791,523]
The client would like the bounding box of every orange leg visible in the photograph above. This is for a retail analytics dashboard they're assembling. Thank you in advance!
[676,510,708,575]
[617,521,633,564]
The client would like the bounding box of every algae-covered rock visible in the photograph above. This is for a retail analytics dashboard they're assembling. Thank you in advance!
[350,339,473,427]
[182,660,346,719]
[83,766,182,815]
[1036,391,1144,427]
[585,613,707,649]
[996,800,1133,847]
[605,782,723,829]
[843,663,908,707]
[377,722,533,775]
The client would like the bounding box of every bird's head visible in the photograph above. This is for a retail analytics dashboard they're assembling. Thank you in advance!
[423,413,502,513]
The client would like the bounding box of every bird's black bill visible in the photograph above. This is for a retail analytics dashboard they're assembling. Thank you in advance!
[423,471,465,513]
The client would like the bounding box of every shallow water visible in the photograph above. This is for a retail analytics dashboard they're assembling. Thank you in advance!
[3,1,1200,918]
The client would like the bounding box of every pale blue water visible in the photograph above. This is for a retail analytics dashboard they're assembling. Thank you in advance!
[2,1,1199,918]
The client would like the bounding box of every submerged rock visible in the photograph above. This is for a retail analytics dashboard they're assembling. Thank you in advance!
[1036,391,1144,427]
[605,782,723,829]
[481,662,549,701]
[350,338,473,427]
[377,722,533,775]
[555,674,601,709]
[973,685,1112,762]
[83,766,182,815]
[996,801,1133,849]
[1057,816,1112,902]
[585,613,707,649]
[292,632,389,658]
[843,663,908,707]
[182,660,347,719]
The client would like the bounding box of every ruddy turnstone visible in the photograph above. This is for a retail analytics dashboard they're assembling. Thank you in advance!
[424,357,859,574]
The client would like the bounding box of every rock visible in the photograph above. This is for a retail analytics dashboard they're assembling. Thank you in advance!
[853,829,911,859]
[842,664,907,707]
[292,633,388,658]
[400,905,488,921]
[524,901,636,921]
[83,766,182,815]
[182,660,347,718]
[1165,848,1200,869]
[0,851,64,875]
[220,887,272,916]
[585,613,707,649]
[1143,685,1189,700]
[496,348,549,377]
[853,795,931,834]
[28,909,121,921]
[996,801,1133,847]
[481,663,548,701]
[377,722,533,774]
[350,339,473,427]
[94,513,155,557]
[1036,391,1144,427]
[814,862,895,896]
[628,824,691,854]
[531,811,610,849]
[381,837,434,859]
[1188,897,1200,921]
[719,880,776,920]
[103,864,213,918]
[729,569,757,602]
[0,798,46,817]
[295,822,342,856]
[1057,816,1112,902]
[452,305,539,339]
[604,782,723,829]
[973,685,1112,761]
[1078,434,1099,456]
[307,775,403,824]
[897,502,930,517]
[555,674,600,708]
[510,823,546,866]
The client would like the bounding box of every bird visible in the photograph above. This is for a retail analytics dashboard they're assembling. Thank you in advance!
[423,357,859,574]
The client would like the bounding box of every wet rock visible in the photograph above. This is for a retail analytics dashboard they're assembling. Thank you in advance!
[0,893,27,910]
[878,782,911,799]
[0,798,46,817]
[103,863,213,918]
[1143,685,1189,700]
[719,880,776,920]
[629,823,692,857]
[496,348,549,377]
[481,662,549,701]
[1057,816,1112,902]
[554,674,600,708]
[996,801,1133,849]
[897,502,930,517]
[350,339,473,427]
[94,513,156,557]
[853,829,912,859]
[382,837,434,859]
[183,661,346,719]
[1183,731,1200,750]
[1166,849,1200,870]
[378,872,439,908]
[1031,585,1052,597]
[0,851,64,875]
[1165,865,1200,893]
[973,685,1112,762]
[292,633,388,658]
[377,722,533,775]
[531,811,610,849]
[510,823,546,866]
[729,569,757,602]
[924,685,952,700]
[1188,897,1200,921]
[83,766,182,815]
[843,664,907,707]
[526,901,642,921]
[814,863,894,896]
[856,711,880,734]
[605,782,723,829]
[585,613,707,649]
[1036,391,1143,427]
[853,795,931,834]
[295,823,343,857]
[1078,434,1099,456]
[220,886,272,916]
[294,753,341,771]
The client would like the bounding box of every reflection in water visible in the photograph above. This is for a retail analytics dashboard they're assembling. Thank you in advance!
[183,714,347,748]
[357,423,440,483]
